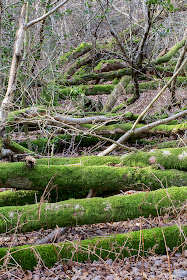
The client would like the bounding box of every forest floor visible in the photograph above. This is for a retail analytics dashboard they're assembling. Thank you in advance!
[0,207,186,279]
[0,87,186,279]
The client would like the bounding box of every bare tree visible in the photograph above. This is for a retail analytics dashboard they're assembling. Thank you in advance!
[0,0,70,124]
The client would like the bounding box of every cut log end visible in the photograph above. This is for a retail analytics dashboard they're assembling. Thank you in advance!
[25,156,36,168]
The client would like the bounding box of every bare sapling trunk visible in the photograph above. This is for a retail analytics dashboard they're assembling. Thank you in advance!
[0,4,26,124]
[0,0,70,154]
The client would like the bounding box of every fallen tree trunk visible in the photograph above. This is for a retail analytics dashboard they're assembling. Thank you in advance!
[0,224,186,270]
[0,187,186,233]
[0,163,186,194]
[102,76,130,112]
[142,139,187,150]
[64,51,96,78]
[57,77,186,97]
[151,37,186,65]
[83,121,187,137]
[0,190,41,207]
[59,67,132,85]
[60,65,178,86]
[58,84,114,97]
[94,59,127,73]
[7,114,187,138]
[7,108,138,123]
[35,147,187,171]
[12,121,186,154]
[59,42,92,64]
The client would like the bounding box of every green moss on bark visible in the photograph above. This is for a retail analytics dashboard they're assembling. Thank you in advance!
[0,162,186,194]
[82,122,186,136]
[7,106,46,123]
[0,190,40,207]
[26,147,186,171]
[58,84,114,97]
[60,67,132,85]
[7,140,33,154]
[0,225,186,270]
[59,43,92,64]
[0,187,186,233]
[152,38,186,65]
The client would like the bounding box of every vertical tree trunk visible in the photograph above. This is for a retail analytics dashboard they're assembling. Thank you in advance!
[0,0,3,88]
[102,76,131,112]
[0,4,26,123]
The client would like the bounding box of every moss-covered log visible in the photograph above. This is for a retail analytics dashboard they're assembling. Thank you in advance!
[126,76,187,94]
[0,225,186,270]
[35,147,187,171]
[143,139,187,150]
[58,84,114,97]
[0,162,186,194]
[0,187,186,233]
[64,52,93,78]
[0,188,82,207]
[7,106,47,123]
[152,38,187,65]
[0,190,41,207]
[7,140,33,154]
[62,65,180,85]
[60,67,132,85]
[8,121,187,154]
[59,42,92,64]
[58,77,186,97]
[82,122,187,137]
[94,59,127,73]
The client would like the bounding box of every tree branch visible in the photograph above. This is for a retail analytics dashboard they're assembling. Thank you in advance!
[25,0,70,29]
[97,110,187,156]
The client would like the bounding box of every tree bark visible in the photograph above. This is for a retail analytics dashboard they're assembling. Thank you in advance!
[151,37,186,65]
[0,4,27,123]
[102,76,130,112]
[33,147,187,171]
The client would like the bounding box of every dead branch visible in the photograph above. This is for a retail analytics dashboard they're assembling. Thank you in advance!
[98,56,187,156]
[25,0,70,29]
[98,110,187,156]
[35,226,69,245]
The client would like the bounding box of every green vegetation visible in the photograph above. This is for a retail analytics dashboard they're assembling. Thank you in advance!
[36,147,187,171]
[94,59,124,71]
[152,38,187,65]
[0,190,40,207]
[0,162,186,194]
[57,77,186,98]
[0,187,186,233]
[58,84,114,97]
[0,225,186,270]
